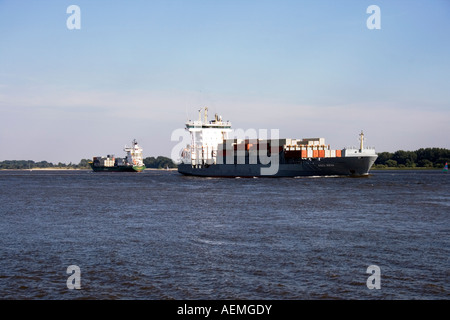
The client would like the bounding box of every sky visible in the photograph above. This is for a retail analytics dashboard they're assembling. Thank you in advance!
[0,0,449,163]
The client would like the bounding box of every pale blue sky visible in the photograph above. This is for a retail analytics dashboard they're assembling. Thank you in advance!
[1,0,449,163]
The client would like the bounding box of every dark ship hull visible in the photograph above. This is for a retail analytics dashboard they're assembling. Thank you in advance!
[89,164,145,172]
[178,155,377,177]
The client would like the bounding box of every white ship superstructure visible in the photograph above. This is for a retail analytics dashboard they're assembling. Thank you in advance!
[124,139,144,166]
[181,107,232,167]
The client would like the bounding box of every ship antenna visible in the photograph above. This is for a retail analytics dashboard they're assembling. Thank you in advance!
[204,107,208,123]
[360,130,364,151]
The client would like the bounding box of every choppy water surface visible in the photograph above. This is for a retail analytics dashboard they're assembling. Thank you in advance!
[0,169,448,299]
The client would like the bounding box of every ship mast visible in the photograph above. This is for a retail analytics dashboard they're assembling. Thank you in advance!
[196,107,209,124]
[359,130,364,151]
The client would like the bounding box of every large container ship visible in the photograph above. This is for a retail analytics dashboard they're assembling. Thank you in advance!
[177,108,377,177]
[89,139,146,172]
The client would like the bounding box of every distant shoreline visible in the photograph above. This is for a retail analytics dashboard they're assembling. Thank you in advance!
[0,168,178,171]
[0,168,443,174]
[371,167,441,171]
[0,168,87,171]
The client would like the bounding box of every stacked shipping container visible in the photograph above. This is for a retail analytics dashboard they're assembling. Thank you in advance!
[215,138,342,162]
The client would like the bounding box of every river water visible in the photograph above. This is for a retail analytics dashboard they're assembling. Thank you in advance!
[0,169,448,299]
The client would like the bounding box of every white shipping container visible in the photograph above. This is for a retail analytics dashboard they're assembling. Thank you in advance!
[325,150,331,157]
[307,149,313,158]
[331,150,336,157]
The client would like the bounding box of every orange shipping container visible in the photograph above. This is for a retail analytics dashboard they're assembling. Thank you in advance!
[301,150,307,158]
[313,150,319,158]
[336,150,342,157]
[318,150,325,158]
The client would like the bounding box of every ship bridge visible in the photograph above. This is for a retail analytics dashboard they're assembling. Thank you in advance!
[182,107,232,166]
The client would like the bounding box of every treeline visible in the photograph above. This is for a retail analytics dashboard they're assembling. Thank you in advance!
[143,156,177,169]
[0,159,92,169]
[0,156,177,170]
[374,148,450,168]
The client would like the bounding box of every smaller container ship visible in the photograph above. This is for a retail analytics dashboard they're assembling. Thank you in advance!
[89,139,146,172]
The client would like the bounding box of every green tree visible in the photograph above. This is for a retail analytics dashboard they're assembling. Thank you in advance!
[78,159,91,169]
[35,161,52,168]
[418,159,433,167]
[385,159,398,167]
[375,152,393,165]
[143,156,177,169]
[405,159,416,167]
[416,148,450,167]
[393,150,417,166]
